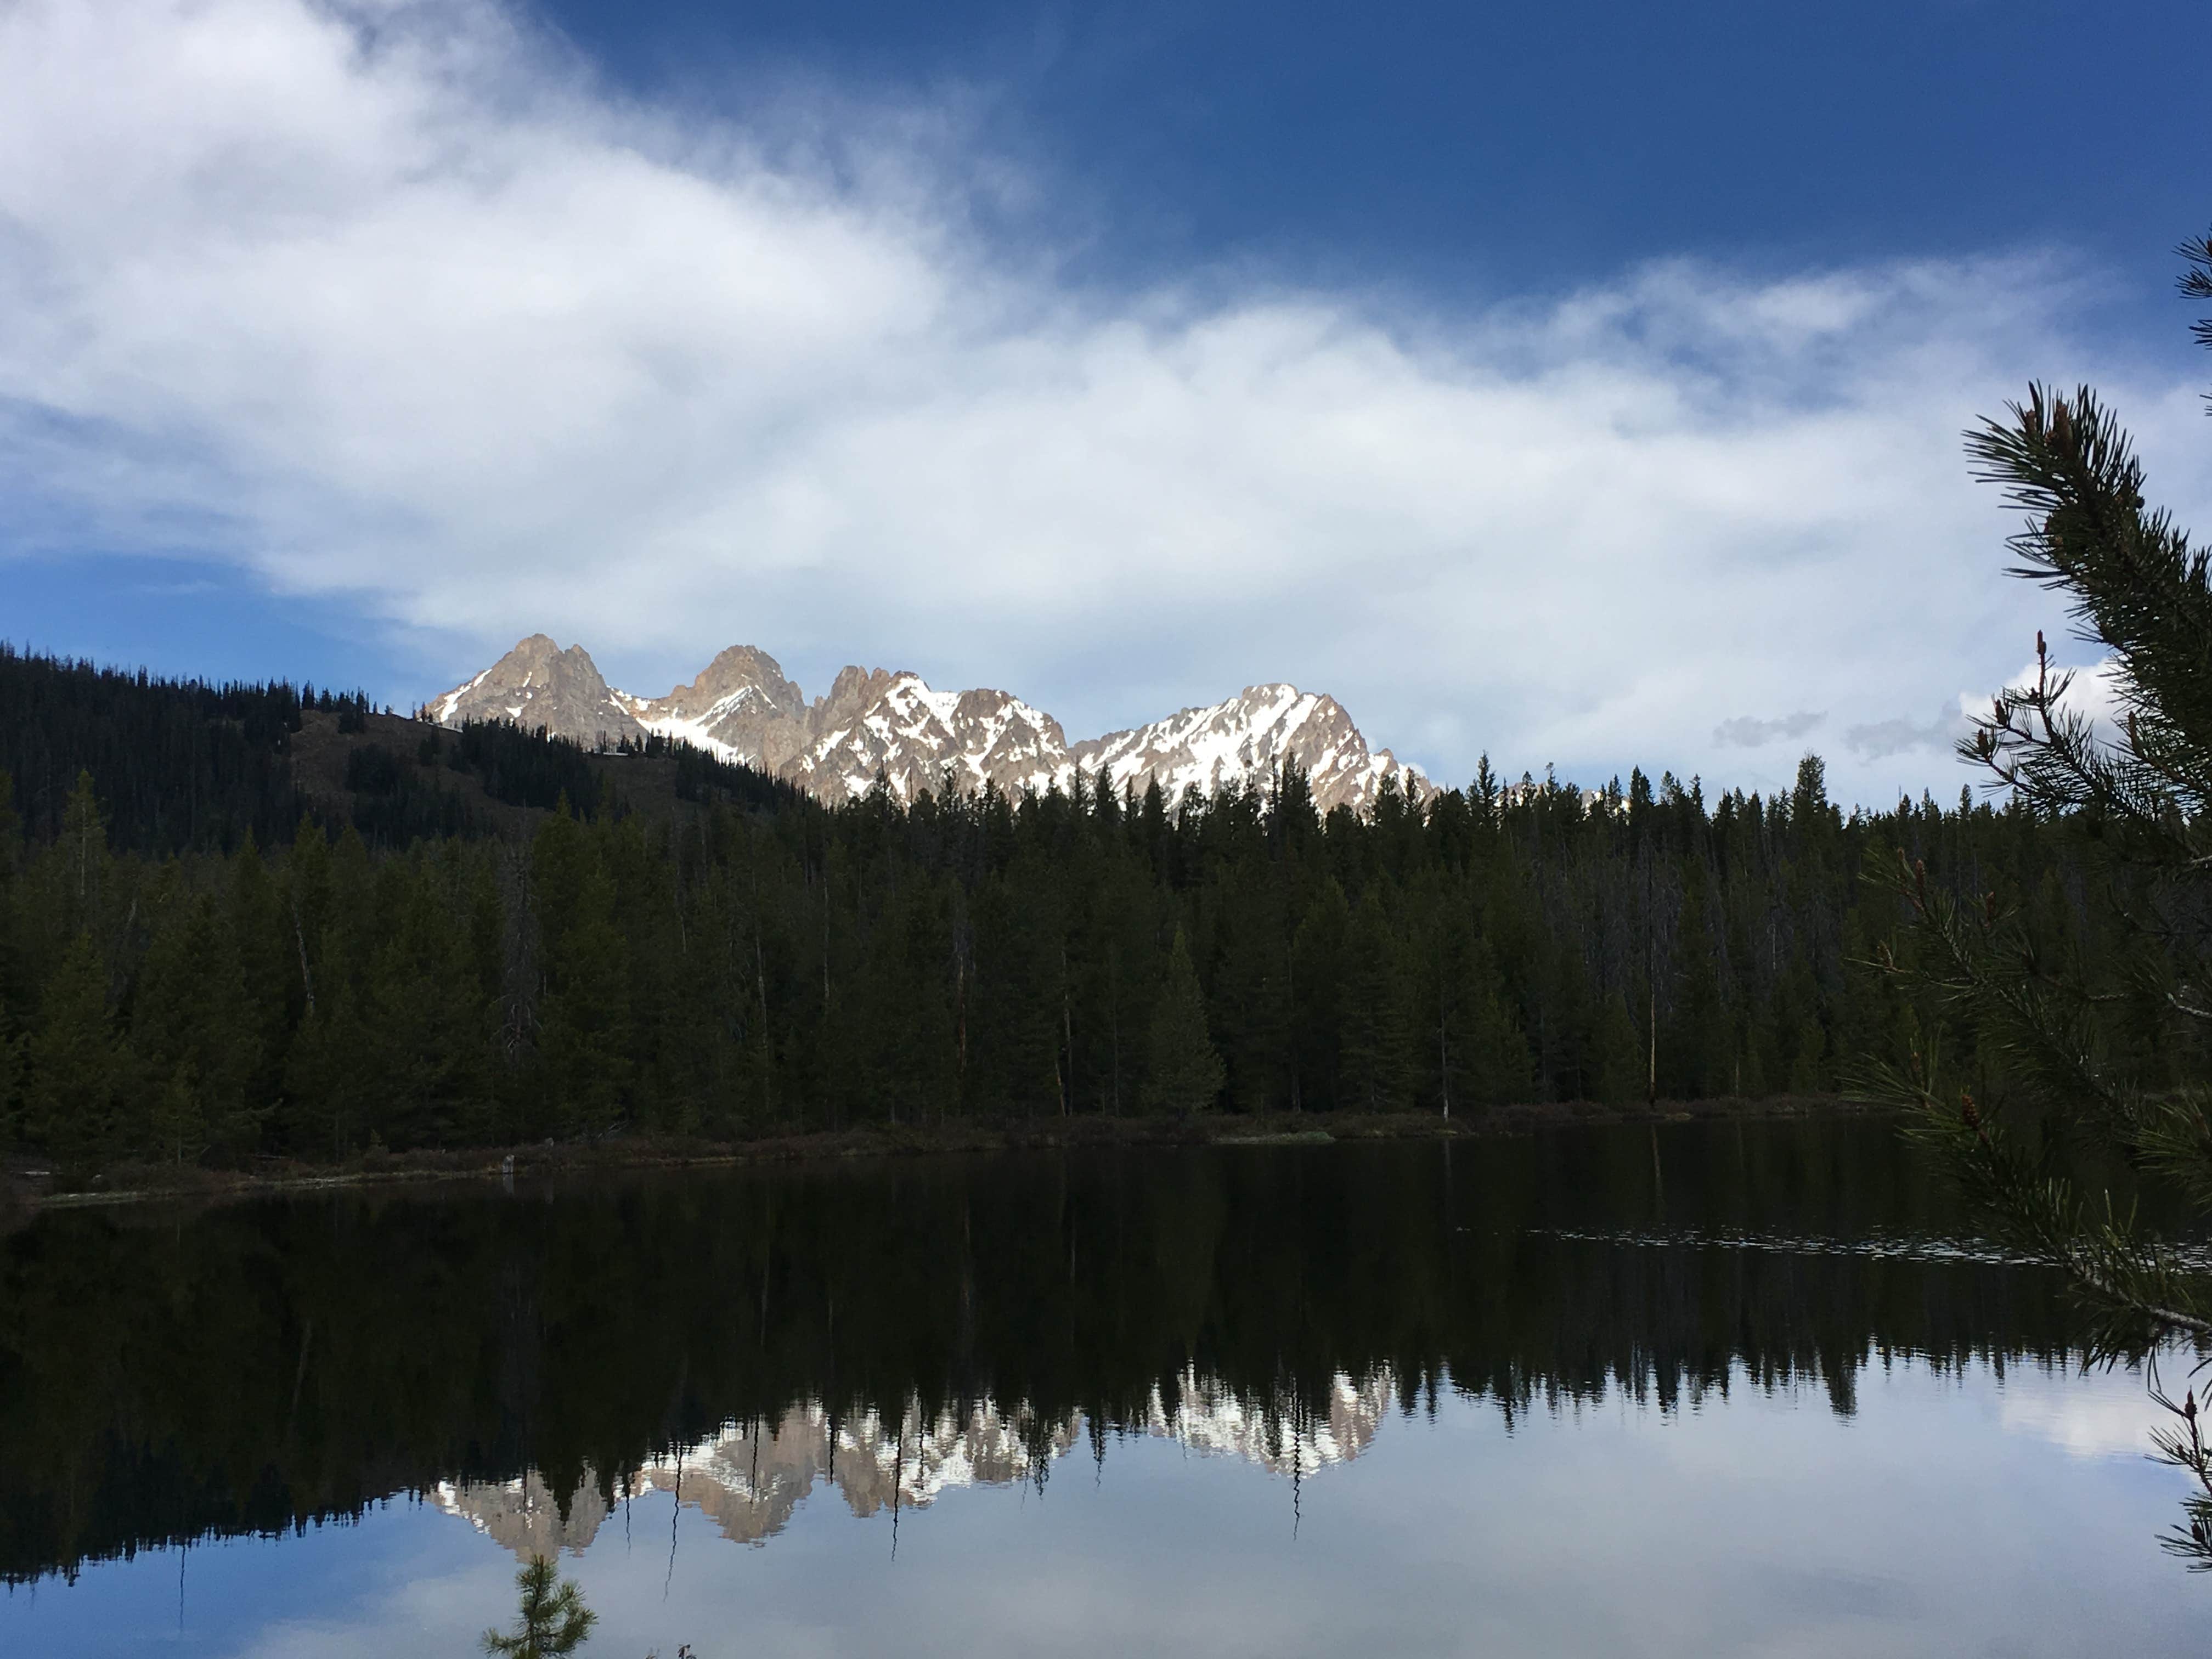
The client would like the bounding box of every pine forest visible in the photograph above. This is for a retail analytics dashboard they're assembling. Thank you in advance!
[0,644,2188,1171]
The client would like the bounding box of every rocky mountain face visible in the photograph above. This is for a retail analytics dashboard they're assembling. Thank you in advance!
[431,1371,1390,1559]
[428,633,645,746]
[427,637,1427,814]
[613,644,812,776]
[1073,682,1412,813]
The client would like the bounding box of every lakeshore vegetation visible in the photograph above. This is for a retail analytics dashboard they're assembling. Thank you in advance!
[0,644,2192,1172]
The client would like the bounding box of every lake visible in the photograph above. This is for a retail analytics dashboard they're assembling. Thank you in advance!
[1,1118,2203,1656]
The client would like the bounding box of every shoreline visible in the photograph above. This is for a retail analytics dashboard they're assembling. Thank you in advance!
[4,1094,1887,1215]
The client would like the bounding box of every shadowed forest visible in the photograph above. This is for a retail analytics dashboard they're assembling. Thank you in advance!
[0,646,2195,1169]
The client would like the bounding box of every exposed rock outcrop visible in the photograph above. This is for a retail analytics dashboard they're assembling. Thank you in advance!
[430,639,1429,815]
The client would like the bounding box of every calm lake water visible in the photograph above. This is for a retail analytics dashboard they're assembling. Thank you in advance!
[2,1119,2205,1656]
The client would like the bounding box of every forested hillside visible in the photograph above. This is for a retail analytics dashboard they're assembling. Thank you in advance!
[0,648,2186,1169]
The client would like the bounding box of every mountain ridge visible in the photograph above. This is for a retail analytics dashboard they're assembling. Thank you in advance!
[432,1371,1389,1560]
[426,635,1428,814]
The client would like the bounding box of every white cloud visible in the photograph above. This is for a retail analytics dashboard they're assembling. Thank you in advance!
[3,0,2209,806]
[1920,653,2136,782]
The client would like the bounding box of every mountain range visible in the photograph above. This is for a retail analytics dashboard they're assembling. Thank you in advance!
[426,635,1428,814]
[432,1371,1389,1559]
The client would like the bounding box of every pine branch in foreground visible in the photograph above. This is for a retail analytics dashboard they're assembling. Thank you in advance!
[1861,227,2212,1567]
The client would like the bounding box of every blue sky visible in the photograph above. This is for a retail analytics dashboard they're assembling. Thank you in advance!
[541,0,2203,301]
[3,0,2207,805]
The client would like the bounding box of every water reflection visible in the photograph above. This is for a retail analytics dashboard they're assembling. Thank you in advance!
[0,1119,2188,1598]
[434,1372,1390,1561]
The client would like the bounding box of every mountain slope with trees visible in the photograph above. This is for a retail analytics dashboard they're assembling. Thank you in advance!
[0,645,2185,1171]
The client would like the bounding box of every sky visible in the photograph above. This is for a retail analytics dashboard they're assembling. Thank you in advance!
[2,0,2208,808]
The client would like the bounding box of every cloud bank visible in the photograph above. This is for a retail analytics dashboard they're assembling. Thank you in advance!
[2,0,2207,806]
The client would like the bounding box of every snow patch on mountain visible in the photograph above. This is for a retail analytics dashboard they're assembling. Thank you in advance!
[428,1369,1392,1559]
[428,637,1428,815]
[1072,682,1424,810]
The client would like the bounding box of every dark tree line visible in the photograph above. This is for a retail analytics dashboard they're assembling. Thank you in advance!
[0,644,793,861]
[0,642,313,854]
[0,648,2195,1168]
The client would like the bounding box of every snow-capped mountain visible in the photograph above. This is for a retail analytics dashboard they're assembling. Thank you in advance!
[426,637,1428,814]
[429,634,645,744]
[430,1370,1391,1559]
[1074,682,1416,814]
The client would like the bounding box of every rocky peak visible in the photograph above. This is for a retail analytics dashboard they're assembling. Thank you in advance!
[1073,683,1426,812]
[428,641,1428,814]
[816,664,897,724]
[620,644,813,771]
[658,645,807,724]
[793,673,1071,802]
[428,635,642,744]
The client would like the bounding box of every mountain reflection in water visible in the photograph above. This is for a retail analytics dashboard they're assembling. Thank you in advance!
[435,1373,1386,1559]
[4,1124,2141,1593]
[0,1119,2171,1593]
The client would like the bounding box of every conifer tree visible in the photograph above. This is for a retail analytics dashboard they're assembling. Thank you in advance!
[148,1060,207,1166]
[855,881,958,1126]
[366,857,494,1147]
[24,930,122,1167]
[129,888,262,1159]
[531,804,634,1136]
[1338,887,1413,1111]
[0,1028,20,1146]
[1144,927,1224,1116]
[284,976,374,1159]
[56,771,109,935]
[1866,232,2212,1352]
[1459,938,1534,1108]
[229,834,296,1111]
[287,814,334,994]
[1211,868,1291,1114]
[1672,865,1733,1097]
[482,1555,595,1658]
[1534,939,1597,1101]
[1588,990,1643,1105]
[0,768,20,1139]
[1774,948,1827,1094]
[1290,880,1351,1110]
[966,863,1064,1117]
[1089,853,1159,1115]
[1860,230,2212,1565]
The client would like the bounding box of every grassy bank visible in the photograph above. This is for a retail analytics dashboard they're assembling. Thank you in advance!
[3,1094,1886,1215]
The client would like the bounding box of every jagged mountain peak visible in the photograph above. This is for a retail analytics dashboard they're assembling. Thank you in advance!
[429,634,641,742]
[797,672,1072,802]
[663,644,806,719]
[428,642,1426,814]
[1075,681,1418,811]
[819,664,898,716]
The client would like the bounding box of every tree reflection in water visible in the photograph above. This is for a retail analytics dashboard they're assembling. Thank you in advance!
[0,1118,2187,1587]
